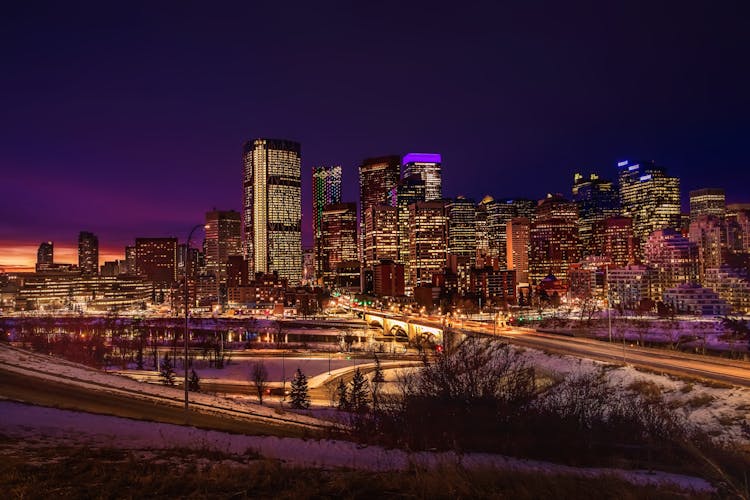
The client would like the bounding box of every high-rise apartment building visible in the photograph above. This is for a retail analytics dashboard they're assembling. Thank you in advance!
[204,210,242,283]
[572,173,619,256]
[507,217,531,284]
[320,203,358,285]
[78,231,99,276]
[403,153,442,201]
[408,201,448,288]
[242,138,302,285]
[618,160,681,252]
[135,237,178,285]
[312,165,342,278]
[689,188,725,222]
[36,241,53,270]
[364,205,399,268]
[689,215,726,282]
[643,229,698,299]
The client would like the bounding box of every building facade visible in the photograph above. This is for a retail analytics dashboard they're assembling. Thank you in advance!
[78,231,99,276]
[242,138,302,284]
[402,152,442,201]
[312,165,342,278]
[572,173,619,256]
[204,210,242,283]
[320,203,358,285]
[689,188,725,222]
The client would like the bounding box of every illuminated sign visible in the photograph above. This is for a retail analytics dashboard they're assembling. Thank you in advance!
[617,160,629,167]
[639,174,652,182]
[402,153,442,164]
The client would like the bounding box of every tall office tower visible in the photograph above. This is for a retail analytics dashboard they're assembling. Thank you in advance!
[408,201,448,288]
[78,231,99,276]
[204,209,242,283]
[302,248,315,285]
[529,195,581,285]
[403,153,442,201]
[135,237,178,285]
[242,138,302,284]
[124,246,136,274]
[591,216,636,267]
[391,175,426,286]
[364,205,399,268]
[312,165,342,278]
[572,173,620,256]
[690,188,726,222]
[689,215,726,282]
[446,197,477,259]
[475,196,493,260]
[320,203,358,285]
[507,217,531,284]
[36,241,53,269]
[644,228,698,299]
[359,156,400,254]
[618,160,681,252]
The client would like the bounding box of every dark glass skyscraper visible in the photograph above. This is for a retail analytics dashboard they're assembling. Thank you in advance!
[242,138,302,284]
[78,231,99,276]
[36,241,53,270]
[572,172,620,256]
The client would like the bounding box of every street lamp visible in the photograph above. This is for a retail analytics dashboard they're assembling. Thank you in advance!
[184,223,207,418]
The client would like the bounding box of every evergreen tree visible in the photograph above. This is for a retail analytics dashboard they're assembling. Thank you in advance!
[289,368,311,409]
[335,377,349,411]
[160,354,175,386]
[188,368,200,392]
[349,368,371,413]
[372,355,385,383]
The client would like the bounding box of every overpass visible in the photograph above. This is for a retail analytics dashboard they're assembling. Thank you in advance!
[361,311,445,345]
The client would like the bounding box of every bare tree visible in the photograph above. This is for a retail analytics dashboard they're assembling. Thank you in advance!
[250,361,269,405]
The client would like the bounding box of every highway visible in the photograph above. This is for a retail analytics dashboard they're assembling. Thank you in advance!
[356,307,750,387]
[473,324,750,387]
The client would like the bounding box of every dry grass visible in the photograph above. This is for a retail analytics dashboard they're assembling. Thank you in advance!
[0,440,711,499]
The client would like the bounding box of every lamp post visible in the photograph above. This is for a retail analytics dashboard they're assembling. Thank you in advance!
[184,223,206,417]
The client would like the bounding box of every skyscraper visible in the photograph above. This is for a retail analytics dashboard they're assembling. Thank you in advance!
[358,155,400,233]
[320,203,358,285]
[529,195,581,285]
[312,165,342,278]
[486,198,537,265]
[408,201,448,289]
[506,217,530,284]
[78,231,99,276]
[572,173,619,256]
[689,188,725,222]
[242,138,302,284]
[364,205,399,268]
[204,210,242,283]
[618,160,681,252]
[391,175,426,286]
[403,153,442,201]
[446,197,476,259]
[36,241,53,270]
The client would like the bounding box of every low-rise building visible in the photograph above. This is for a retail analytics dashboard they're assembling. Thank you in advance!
[663,283,731,316]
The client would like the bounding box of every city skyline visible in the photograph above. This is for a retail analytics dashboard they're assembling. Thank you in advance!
[2,2,749,271]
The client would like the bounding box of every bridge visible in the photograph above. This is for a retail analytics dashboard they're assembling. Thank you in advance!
[358,310,447,346]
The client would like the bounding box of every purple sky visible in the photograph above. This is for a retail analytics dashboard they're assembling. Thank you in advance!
[2,1,749,269]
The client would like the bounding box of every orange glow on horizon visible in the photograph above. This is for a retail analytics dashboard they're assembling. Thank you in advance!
[0,242,124,273]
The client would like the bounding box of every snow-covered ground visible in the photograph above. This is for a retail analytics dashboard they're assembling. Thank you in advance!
[515,346,750,446]
[0,400,714,492]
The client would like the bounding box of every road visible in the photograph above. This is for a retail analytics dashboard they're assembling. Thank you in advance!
[474,325,750,387]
